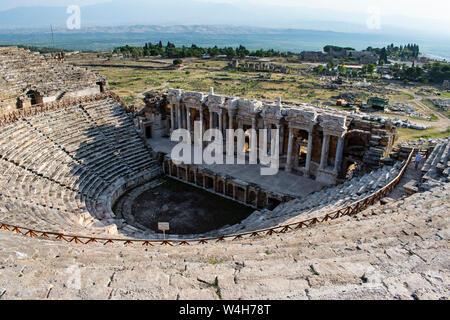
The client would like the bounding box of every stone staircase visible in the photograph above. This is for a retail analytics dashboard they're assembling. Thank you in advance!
[210,163,404,237]
[422,138,450,185]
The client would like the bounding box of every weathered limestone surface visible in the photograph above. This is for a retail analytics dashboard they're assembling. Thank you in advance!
[0,180,448,300]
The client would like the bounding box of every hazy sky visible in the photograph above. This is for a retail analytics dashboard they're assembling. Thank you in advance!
[2,0,449,19]
[1,0,449,33]
[199,0,450,21]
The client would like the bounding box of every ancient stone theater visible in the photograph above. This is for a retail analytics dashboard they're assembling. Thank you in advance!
[0,47,448,299]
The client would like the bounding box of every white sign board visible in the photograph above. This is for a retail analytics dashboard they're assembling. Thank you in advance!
[158,222,170,232]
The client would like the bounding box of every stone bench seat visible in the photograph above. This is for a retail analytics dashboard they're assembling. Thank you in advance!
[102,166,130,184]
[0,97,157,235]
[83,154,130,176]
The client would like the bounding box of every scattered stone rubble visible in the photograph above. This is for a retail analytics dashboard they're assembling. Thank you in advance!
[388,103,431,120]
[360,114,431,130]
[430,98,450,112]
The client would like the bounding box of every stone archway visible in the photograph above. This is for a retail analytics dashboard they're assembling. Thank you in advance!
[26,90,43,106]
[345,130,370,159]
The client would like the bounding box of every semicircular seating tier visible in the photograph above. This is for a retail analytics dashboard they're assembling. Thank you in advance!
[0,98,161,236]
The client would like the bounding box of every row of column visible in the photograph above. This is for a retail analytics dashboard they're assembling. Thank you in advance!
[286,129,345,175]
[164,160,267,208]
[170,103,285,156]
[319,133,344,173]
[171,103,228,135]
[170,103,345,175]
[286,128,313,174]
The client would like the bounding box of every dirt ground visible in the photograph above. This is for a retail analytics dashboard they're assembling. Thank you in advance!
[131,179,254,234]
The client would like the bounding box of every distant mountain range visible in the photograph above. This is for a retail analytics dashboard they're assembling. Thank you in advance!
[0,24,449,61]
[0,1,449,60]
[0,0,442,36]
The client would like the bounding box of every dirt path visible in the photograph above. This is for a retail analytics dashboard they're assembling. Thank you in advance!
[397,88,450,131]
[135,81,169,99]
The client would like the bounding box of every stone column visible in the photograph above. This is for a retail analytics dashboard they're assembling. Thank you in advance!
[334,136,345,173]
[278,124,284,156]
[186,106,191,134]
[275,124,280,154]
[305,130,313,176]
[228,110,234,130]
[170,103,175,132]
[250,117,258,163]
[285,127,294,172]
[319,133,330,170]
[183,105,187,129]
[222,111,227,138]
[263,121,269,154]
[180,105,185,129]
[209,111,214,131]
[177,104,182,130]
[200,107,204,135]
[218,111,223,134]
[294,141,300,168]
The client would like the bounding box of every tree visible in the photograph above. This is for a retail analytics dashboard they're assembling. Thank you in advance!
[173,59,183,66]
[379,48,388,65]
[326,59,336,71]
[313,65,325,74]
[337,65,347,74]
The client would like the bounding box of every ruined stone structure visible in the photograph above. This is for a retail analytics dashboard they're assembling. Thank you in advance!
[229,59,290,74]
[163,159,292,210]
[299,51,328,62]
[144,88,397,185]
[0,47,107,114]
[443,80,450,90]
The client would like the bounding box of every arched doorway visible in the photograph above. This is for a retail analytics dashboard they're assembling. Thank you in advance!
[26,90,43,106]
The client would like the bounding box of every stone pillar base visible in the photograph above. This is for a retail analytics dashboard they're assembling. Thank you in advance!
[316,169,338,186]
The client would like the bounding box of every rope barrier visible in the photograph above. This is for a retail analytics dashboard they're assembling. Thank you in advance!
[0,150,416,248]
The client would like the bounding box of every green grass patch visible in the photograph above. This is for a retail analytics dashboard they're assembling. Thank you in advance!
[412,127,450,140]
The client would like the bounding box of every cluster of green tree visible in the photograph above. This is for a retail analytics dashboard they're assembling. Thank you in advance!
[390,62,450,83]
[367,43,420,62]
[113,42,290,59]
[425,62,450,83]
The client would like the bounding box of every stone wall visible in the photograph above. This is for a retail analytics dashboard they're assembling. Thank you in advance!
[144,89,398,184]
[229,59,290,74]
[162,158,291,209]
